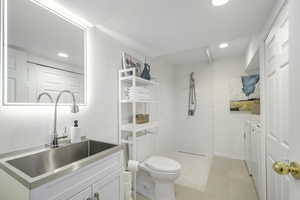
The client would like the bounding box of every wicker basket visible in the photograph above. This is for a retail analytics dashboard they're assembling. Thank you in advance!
[129,114,149,124]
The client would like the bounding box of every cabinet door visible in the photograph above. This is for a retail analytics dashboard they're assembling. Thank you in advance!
[92,174,120,200]
[69,187,92,200]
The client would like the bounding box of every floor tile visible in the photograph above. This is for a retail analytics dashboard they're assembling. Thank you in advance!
[136,156,258,200]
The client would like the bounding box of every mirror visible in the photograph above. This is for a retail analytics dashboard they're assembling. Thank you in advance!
[3,0,86,105]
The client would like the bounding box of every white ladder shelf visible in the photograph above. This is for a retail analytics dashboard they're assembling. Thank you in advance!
[118,68,159,200]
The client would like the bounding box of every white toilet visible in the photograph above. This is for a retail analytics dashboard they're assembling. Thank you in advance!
[129,134,181,200]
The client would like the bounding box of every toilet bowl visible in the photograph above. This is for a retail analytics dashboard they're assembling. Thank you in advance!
[139,156,181,200]
[128,134,181,200]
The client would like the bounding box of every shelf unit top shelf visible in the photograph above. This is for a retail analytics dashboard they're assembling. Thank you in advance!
[121,122,158,132]
[120,75,158,85]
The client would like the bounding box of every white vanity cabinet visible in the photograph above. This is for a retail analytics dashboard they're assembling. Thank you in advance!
[68,173,120,200]
[92,173,121,200]
[32,152,122,200]
[0,151,123,200]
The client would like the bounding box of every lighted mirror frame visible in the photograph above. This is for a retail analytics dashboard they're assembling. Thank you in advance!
[0,0,89,106]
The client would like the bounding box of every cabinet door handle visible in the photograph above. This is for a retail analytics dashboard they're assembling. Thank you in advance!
[94,192,100,200]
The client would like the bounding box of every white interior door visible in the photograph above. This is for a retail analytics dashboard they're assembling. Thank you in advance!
[266,1,300,200]
[289,0,300,199]
[7,48,28,102]
[265,2,290,200]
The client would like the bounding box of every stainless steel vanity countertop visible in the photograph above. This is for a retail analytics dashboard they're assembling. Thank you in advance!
[0,139,123,189]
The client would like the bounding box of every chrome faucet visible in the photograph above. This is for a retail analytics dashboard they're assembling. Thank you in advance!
[52,90,79,148]
[37,92,54,103]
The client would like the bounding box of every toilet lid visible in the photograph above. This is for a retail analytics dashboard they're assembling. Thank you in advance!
[145,156,181,173]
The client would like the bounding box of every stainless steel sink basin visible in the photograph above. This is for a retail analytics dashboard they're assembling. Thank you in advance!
[6,140,117,178]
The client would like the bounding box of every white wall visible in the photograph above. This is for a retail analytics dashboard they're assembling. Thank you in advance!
[212,57,257,160]
[150,60,176,154]
[0,27,176,155]
[174,64,214,156]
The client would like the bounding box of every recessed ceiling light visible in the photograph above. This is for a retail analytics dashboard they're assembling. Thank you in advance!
[57,52,69,58]
[219,43,229,49]
[212,0,229,7]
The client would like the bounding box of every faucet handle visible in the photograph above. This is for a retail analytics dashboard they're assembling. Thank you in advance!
[62,126,68,136]
[57,135,68,140]
[57,127,69,140]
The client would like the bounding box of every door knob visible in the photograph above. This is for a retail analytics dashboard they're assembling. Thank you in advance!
[272,161,300,179]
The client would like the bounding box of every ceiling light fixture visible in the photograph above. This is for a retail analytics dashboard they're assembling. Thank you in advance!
[57,52,69,58]
[219,43,229,49]
[212,0,229,7]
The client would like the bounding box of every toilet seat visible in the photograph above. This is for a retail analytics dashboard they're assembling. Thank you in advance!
[145,156,181,173]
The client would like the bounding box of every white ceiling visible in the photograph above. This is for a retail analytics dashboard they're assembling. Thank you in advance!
[55,0,277,65]
[8,0,84,67]
[155,37,250,66]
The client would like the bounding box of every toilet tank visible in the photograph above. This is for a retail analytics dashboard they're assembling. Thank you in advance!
[129,134,156,162]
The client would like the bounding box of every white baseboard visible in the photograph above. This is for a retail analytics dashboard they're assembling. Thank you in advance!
[214,152,244,161]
